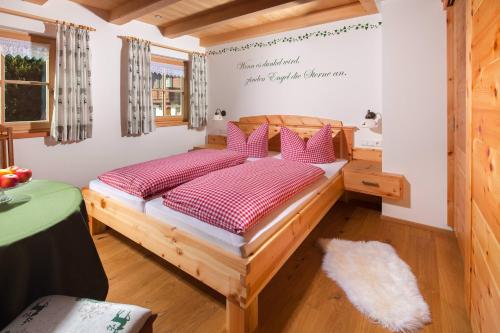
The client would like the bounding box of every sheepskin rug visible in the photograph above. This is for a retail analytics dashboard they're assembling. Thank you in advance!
[319,238,431,332]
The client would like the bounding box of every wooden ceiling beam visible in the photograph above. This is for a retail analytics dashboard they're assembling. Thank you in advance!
[200,2,368,47]
[23,0,48,4]
[109,0,183,25]
[358,0,378,13]
[162,0,317,39]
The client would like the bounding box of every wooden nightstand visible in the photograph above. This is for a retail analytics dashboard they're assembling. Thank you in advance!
[192,135,227,151]
[342,159,404,200]
[207,134,227,145]
[191,143,226,151]
[352,147,382,162]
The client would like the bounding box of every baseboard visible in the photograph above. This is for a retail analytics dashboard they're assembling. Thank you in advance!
[380,215,454,235]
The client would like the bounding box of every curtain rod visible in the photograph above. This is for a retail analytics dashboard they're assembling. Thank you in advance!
[118,35,205,55]
[0,7,96,31]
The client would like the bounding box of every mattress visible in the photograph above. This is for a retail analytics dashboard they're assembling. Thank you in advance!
[89,179,154,212]
[145,159,347,257]
[87,153,278,212]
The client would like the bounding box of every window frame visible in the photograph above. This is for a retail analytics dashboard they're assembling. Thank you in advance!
[151,55,189,128]
[0,29,56,139]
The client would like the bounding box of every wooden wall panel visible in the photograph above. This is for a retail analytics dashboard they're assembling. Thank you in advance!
[472,202,500,286]
[448,0,468,236]
[470,204,500,333]
[469,0,500,331]
[447,7,455,228]
[447,1,471,307]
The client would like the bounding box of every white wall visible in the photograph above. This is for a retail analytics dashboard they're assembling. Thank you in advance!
[381,0,448,229]
[0,0,206,187]
[206,15,383,148]
[1,0,448,230]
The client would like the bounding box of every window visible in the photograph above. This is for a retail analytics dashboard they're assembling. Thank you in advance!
[0,30,55,138]
[151,55,188,127]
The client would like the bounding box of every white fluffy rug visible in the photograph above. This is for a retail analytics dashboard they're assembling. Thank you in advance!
[319,238,431,332]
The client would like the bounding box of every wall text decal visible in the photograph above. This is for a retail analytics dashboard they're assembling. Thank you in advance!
[237,56,347,86]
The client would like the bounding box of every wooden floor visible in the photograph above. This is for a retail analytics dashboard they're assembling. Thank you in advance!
[93,201,472,333]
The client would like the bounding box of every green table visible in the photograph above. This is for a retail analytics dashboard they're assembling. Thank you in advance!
[0,180,108,329]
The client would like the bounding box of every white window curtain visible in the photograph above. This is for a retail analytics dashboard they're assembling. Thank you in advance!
[0,38,50,60]
[127,39,154,135]
[151,62,184,77]
[50,24,93,143]
[189,53,207,129]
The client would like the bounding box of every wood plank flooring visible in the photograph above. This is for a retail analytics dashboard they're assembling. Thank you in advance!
[92,202,472,332]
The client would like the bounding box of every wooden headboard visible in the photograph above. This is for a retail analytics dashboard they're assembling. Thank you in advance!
[234,115,357,160]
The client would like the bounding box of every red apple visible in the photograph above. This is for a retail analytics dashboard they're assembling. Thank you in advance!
[7,166,20,173]
[0,174,19,188]
[15,168,32,183]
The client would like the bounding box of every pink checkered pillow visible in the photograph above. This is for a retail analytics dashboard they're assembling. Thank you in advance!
[280,124,335,164]
[227,122,269,158]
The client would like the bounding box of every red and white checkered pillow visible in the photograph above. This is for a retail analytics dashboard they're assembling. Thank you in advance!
[227,122,269,158]
[280,124,335,164]
[98,149,247,198]
[163,158,325,234]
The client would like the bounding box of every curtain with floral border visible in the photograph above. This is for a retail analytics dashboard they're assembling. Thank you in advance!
[127,39,154,135]
[50,24,93,142]
[189,53,207,129]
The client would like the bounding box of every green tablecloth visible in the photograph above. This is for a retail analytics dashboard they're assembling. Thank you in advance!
[0,180,108,329]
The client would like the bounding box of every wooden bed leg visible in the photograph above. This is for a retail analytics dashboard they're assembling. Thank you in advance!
[89,215,107,235]
[226,297,258,333]
[342,191,349,203]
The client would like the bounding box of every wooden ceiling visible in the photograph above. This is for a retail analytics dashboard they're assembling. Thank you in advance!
[33,0,378,46]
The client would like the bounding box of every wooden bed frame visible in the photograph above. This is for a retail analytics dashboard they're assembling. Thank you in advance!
[82,115,356,333]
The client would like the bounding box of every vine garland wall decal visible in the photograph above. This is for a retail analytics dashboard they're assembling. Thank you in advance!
[207,22,382,56]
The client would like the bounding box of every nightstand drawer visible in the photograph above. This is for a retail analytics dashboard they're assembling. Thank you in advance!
[344,172,402,199]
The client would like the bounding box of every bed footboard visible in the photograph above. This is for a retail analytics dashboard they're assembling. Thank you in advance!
[82,173,344,333]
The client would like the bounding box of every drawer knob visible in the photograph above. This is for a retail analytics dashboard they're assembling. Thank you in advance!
[362,180,380,187]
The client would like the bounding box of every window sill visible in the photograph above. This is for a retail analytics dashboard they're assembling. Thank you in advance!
[155,121,189,128]
[13,130,50,139]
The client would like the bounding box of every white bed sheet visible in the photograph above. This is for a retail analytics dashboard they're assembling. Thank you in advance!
[89,179,153,212]
[145,159,347,257]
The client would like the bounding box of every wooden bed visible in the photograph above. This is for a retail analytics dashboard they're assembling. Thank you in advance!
[82,115,356,333]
